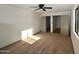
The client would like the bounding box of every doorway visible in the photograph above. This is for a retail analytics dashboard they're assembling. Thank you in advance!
[46,16,50,32]
[53,16,61,33]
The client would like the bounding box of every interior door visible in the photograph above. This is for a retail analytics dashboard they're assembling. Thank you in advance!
[60,15,69,36]
[46,16,50,32]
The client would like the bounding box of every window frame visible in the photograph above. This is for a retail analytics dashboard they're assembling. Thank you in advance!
[75,5,79,35]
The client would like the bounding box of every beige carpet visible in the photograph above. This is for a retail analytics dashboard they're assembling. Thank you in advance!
[0,32,74,54]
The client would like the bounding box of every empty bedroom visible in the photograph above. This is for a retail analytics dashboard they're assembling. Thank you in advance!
[0,4,79,54]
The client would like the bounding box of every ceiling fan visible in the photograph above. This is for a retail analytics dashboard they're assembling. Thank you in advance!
[31,4,52,11]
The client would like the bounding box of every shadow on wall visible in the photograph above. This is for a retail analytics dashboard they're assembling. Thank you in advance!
[21,28,41,45]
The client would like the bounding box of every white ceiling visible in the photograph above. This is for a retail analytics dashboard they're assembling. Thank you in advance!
[8,4,74,13]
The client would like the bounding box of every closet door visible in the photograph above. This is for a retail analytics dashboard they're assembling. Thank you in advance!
[41,16,46,32]
[46,16,51,32]
[60,15,69,36]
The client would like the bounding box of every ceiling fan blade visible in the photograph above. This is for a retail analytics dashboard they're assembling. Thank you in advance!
[42,8,46,11]
[44,7,52,9]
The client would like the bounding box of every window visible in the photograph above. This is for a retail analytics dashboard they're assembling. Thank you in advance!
[75,5,79,35]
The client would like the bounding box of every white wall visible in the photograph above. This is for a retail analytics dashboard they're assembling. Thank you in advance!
[71,5,79,53]
[0,5,41,48]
